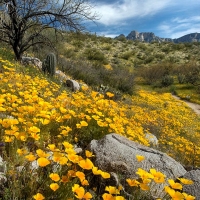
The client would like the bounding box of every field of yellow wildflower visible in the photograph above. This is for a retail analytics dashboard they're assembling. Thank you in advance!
[0,52,199,199]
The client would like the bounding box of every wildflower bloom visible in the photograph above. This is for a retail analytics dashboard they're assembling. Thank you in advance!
[76,171,85,182]
[177,178,194,185]
[92,167,102,175]
[165,186,184,199]
[72,184,92,199]
[76,120,88,128]
[139,183,150,191]
[81,179,89,186]
[136,155,145,162]
[50,183,59,191]
[61,175,69,183]
[150,168,166,183]
[136,168,154,180]
[49,173,60,182]
[85,150,95,158]
[106,92,114,98]
[126,178,140,187]
[36,149,50,158]
[25,153,37,162]
[168,179,183,190]
[78,158,93,170]
[105,186,120,195]
[100,171,110,179]
[37,157,50,167]
[182,192,195,200]
[33,193,45,200]
[102,193,115,200]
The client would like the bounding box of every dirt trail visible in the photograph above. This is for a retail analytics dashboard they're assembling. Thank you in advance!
[172,94,200,115]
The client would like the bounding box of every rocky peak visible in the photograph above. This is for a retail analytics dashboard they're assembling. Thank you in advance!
[116,30,200,43]
[174,32,200,43]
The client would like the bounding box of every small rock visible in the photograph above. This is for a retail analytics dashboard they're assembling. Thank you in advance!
[65,79,80,92]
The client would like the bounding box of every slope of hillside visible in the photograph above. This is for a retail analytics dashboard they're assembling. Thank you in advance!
[0,46,199,199]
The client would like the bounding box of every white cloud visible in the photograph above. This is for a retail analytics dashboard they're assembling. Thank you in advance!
[158,16,200,38]
[93,0,172,25]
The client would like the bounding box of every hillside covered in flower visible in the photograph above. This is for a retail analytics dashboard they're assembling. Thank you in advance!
[0,52,199,199]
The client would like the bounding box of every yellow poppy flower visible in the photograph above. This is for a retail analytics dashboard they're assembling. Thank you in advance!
[49,173,60,182]
[126,178,140,187]
[36,149,50,158]
[101,171,110,179]
[105,186,120,195]
[182,192,195,200]
[37,157,50,167]
[177,178,194,185]
[136,155,145,162]
[50,183,59,191]
[78,158,93,170]
[33,193,45,200]
[92,167,102,175]
[25,153,37,162]
[150,169,166,183]
[168,179,183,190]
[85,150,95,158]
[102,193,115,200]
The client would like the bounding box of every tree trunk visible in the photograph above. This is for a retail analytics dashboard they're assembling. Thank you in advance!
[12,44,22,61]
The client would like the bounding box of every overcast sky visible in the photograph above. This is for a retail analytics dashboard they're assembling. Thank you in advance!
[87,0,200,39]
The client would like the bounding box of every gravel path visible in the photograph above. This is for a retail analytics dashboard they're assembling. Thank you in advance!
[172,94,200,115]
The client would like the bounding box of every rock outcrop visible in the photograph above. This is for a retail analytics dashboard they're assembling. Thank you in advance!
[174,33,200,43]
[21,56,42,70]
[116,31,200,43]
[88,133,187,198]
[182,170,200,199]
[124,30,173,43]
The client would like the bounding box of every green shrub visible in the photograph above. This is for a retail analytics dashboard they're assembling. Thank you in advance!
[161,75,174,87]
[120,51,135,60]
[84,48,108,64]
[177,74,186,84]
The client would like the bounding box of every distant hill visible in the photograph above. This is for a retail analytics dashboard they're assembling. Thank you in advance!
[116,31,200,43]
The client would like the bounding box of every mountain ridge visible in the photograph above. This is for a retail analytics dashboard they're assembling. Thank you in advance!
[116,31,200,43]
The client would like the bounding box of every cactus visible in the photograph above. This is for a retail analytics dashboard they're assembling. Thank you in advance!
[45,53,57,76]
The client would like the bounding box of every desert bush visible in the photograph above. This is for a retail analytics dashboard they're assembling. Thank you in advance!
[144,55,154,64]
[161,75,174,87]
[58,57,135,94]
[161,46,170,53]
[177,74,186,84]
[63,48,76,58]
[138,43,148,51]
[102,45,112,51]
[176,63,200,85]
[84,48,108,64]
[139,63,170,85]
[184,65,200,85]
[120,50,135,60]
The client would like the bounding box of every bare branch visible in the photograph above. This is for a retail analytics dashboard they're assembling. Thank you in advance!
[0,0,98,60]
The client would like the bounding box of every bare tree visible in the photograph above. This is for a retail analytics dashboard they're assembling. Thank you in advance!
[0,0,97,60]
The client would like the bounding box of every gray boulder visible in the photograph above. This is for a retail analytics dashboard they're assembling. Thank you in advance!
[88,133,186,198]
[182,170,200,199]
[21,56,42,70]
[55,70,68,83]
[65,79,80,92]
